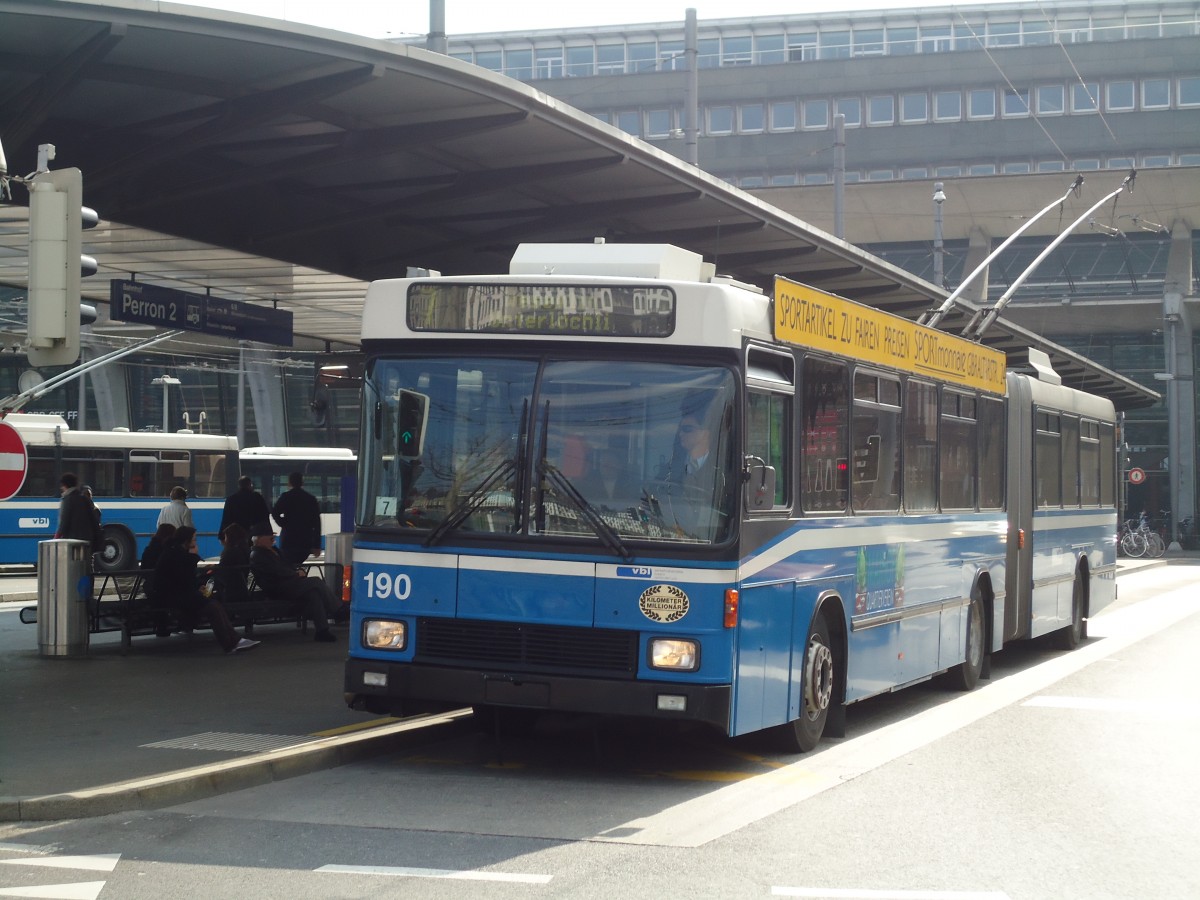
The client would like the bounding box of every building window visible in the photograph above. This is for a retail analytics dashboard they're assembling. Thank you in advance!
[888,27,918,55]
[820,30,851,59]
[934,91,962,121]
[565,46,594,77]
[1141,154,1171,168]
[474,50,502,73]
[740,175,765,188]
[1058,19,1090,44]
[1106,81,1135,111]
[1181,77,1200,107]
[1093,18,1124,41]
[769,173,799,186]
[628,42,657,72]
[935,165,962,177]
[658,41,685,71]
[616,111,640,136]
[698,38,721,69]
[770,100,797,131]
[837,97,862,127]
[803,173,830,185]
[867,169,894,181]
[1036,84,1065,115]
[853,28,884,56]
[868,95,895,125]
[1002,161,1032,174]
[987,22,1021,47]
[1127,16,1160,39]
[968,163,996,175]
[954,22,984,50]
[968,89,996,119]
[757,34,786,65]
[920,26,952,53]
[803,99,830,129]
[597,44,625,74]
[1072,81,1100,113]
[1003,88,1030,117]
[505,49,533,80]
[534,48,564,80]
[901,93,928,123]
[646,109,673,138]
[740,103,765,132]
[1106,157,1134,169]
[1179,153,1200,166]
[1024,21,1053,45]
[900,166,928,179]
[1163,15,1196,37]
[787,32,817,61]
[1073,158,1101,171]
[1142,78,1170,109]
[723,36,753,66]
[708,106,734,134]
[1037,160,1067,172]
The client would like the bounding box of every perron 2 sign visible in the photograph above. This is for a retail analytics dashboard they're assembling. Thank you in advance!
[109,279,293,346]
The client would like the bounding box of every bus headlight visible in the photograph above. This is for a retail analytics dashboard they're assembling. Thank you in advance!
[649,638,699,671]
[363,619,407,650]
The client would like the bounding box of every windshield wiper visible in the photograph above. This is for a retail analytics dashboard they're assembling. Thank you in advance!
[424,457,516,547]
[540,459,633,562]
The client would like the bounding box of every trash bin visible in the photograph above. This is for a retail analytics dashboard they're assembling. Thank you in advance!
[323,532,353,599]
[37,539,93,658]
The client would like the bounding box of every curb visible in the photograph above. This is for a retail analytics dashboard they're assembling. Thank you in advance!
[0,709,473,822]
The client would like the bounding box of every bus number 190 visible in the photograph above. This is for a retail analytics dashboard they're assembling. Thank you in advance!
[361,571,412,601]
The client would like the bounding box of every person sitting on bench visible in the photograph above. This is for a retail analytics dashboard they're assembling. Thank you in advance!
[248,521,339,643]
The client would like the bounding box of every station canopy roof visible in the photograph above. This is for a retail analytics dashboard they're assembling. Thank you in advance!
[0,0,1157,409]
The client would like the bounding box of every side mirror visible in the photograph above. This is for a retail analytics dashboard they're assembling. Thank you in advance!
[744,456,776,511]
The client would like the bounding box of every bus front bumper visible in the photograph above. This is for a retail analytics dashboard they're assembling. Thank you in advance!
[344,659,732,732]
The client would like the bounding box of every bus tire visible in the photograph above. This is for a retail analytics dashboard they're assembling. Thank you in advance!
[947,593,984,692]
[772,613,834,753]
[1053,573,1085,651]
[95,525,137,573]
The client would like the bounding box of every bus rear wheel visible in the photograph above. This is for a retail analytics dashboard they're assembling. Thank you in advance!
[772,614,834,753]
[95,526,136,573]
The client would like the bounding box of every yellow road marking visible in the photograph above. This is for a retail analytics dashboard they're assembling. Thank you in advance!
[310,717,399,737]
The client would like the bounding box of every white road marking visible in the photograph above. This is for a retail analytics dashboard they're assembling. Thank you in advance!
[0,856,119,873]
[593,579,1199,847]
[0,883,106,900]
[316,864,551,884]
[1023,695,1200,716]
[772,889,1010,899]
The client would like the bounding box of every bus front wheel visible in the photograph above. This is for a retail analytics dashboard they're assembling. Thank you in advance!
[95,526,137,573]
[947,594,984,691]
[772,614,835,753]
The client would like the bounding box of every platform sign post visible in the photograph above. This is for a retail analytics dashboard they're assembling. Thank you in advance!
[0,420,29,501]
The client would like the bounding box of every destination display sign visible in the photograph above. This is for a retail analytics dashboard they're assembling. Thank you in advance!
[407,283,675,337]
[109,279,293,346]
[774,277,1007,395]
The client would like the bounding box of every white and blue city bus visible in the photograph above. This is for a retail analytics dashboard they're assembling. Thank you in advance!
[239,445,357,540]
[343,242,1117,751]
[1,413,238,570]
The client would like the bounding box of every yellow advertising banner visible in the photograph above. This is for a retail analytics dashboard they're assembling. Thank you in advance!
[774,277,1007,395]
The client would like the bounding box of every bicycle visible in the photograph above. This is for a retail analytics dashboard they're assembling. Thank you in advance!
[1118,519,1146,558]
[1137,512,1166,559]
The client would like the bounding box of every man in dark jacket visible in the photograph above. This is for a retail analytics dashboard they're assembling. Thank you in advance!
[248,521,338,642]
[56,472,101,546]
[271,471,322,566]
[220,476,271,536]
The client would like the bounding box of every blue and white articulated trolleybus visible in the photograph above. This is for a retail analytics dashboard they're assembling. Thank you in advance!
[344,242,1117,751]
[0,413,239,570]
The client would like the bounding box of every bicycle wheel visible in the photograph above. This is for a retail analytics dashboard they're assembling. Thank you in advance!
[1145,531,1165,558]
[1121,530,1146,558]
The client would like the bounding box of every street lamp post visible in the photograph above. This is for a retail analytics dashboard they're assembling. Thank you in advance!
[932,182,946,289]
[151,375,180,433]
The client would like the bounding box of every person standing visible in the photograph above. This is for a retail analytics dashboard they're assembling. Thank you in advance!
[157,485,194,529]
[55,472,101,545]
[271,471,322,566]
[220,476,270,536]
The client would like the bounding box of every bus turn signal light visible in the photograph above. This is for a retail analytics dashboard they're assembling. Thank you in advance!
[341,564,353,604]
[724,589,739,628]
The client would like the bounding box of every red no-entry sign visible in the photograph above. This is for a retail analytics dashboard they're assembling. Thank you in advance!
[0,420,29,501]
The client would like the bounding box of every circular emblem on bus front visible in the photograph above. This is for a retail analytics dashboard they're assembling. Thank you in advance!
[638,584,689,624]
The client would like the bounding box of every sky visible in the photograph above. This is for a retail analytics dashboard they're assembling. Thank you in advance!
[190,0,963,39]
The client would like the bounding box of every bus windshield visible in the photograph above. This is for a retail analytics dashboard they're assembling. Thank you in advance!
[359,356,736,545]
